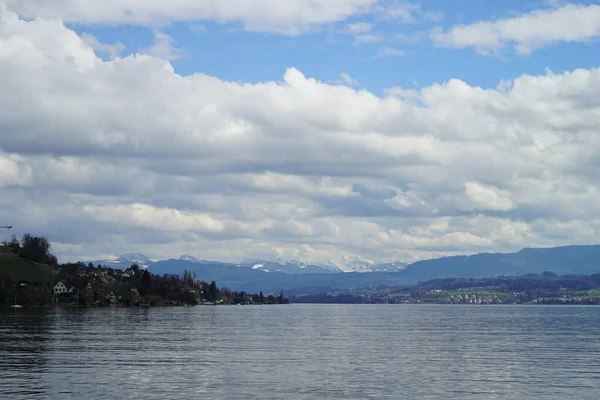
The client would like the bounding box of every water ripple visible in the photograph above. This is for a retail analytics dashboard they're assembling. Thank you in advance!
[1,305,600,399]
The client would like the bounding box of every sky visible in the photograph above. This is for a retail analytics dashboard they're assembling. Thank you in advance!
[0,0,599,269]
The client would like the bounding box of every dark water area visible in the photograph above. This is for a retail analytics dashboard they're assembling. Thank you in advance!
[1,305,600,399]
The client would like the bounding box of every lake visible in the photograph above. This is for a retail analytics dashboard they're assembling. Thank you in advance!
[1,305,600,399]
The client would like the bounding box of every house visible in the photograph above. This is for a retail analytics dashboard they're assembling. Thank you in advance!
[54,281,74,295]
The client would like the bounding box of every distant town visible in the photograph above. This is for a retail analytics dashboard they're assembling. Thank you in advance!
[291,273,600,305]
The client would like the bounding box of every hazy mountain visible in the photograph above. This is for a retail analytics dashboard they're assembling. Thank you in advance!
[147,257,410,293]
[401,245,600,281]
[87,253,404,274]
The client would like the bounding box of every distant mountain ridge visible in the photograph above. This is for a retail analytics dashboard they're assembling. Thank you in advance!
[401,245,600,281]
[85,254,405,274]
[83,245,600,294]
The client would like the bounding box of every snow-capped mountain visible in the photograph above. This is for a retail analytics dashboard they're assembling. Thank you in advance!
[179,254,201,263]
[85,253,406,274]
[250,263,270,272]
[272,259,342,273]
[117,253,154,267]
[336,256,408,273]
[336,256,377,272]
[238,259,343,274]
[366,261,408,272]
[178,255,235,266]
[85,253,155,270]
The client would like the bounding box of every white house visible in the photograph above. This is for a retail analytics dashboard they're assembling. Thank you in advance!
[54,281,74,295]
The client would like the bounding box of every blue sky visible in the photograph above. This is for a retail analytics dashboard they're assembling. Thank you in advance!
[69,0,600,93]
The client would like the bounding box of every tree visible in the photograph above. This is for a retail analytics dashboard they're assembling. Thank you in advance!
[2,234,20,253]
[19,233,58,265]
[183,269,193,287]
[139,269,152,297]
[208,281,219,302]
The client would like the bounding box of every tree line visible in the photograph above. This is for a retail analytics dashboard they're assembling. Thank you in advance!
[3,234,58,265]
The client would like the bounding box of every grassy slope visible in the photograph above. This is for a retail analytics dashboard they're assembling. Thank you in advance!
[0,246,57,283]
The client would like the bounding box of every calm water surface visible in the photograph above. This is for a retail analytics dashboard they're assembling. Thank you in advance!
[1,305,600,399]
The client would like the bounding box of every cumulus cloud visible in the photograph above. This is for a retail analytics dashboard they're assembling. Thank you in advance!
[432,3,600,55]
[1,8,600,267]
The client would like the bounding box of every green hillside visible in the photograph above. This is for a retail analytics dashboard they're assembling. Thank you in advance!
[0,245,57,283]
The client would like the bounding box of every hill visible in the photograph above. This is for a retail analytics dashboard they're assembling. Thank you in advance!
[401,245,600,281]
[0,245,57,283]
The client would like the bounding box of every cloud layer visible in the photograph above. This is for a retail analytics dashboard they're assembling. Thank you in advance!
[4,0,379,35]
[1,7,600,267]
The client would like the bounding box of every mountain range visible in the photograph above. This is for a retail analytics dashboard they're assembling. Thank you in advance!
[84,245,600,294]
[85,253,404,274]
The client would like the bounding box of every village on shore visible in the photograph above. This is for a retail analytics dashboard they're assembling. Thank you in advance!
[1,234,288,308]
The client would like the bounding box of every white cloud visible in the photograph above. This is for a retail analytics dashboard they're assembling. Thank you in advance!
[395,31,426,44]
[333,72,360,87]
[0,154,31,188]
[423,11,444,23]
[384,86,421,102]
[379,1,421,23]
[432,3,600,55]
[344,22,374,35]
[354,34,383,44]
[464,182,516,211]
[142,31,187,61]
[1,8,600,266]
[83,203,226,234]
[341,22,382,45]
[3,0,380,36]
[81,33,125,59]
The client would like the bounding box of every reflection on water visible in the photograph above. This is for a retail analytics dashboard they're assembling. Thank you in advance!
[0,309,51,397]
[1,305,600,399]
